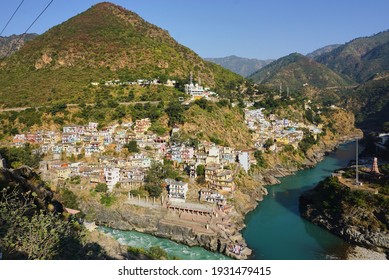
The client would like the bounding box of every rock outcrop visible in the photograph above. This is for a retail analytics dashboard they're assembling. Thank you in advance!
[300,177,389,256]
[79,198,251,259]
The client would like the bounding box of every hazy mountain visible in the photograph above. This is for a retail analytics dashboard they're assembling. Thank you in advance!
[204,55,273,77]
[0,33,38,58]
[306,44,341,59]
[248,52,352,89]
[0,2,243,107]
[315,30,389,83]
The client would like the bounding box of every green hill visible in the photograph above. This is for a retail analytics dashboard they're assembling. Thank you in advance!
[338,73,389,128]
[248,52,352,90]
[0,2,243,108]
[316,30,389,83]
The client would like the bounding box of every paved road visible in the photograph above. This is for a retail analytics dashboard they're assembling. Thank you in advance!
[0,101,161,112]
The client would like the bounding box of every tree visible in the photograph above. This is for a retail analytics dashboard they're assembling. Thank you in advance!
[165,101,185,126]
[60,189,79,209]
[144,184,162,198]
[148,246,168,260]
[124,140,139,153]
[254,150,266,167]
[196,165,205,176]
[95,183,108,193]
[0,188,77,259]
[0,144,42,169]
[264,138,275,149]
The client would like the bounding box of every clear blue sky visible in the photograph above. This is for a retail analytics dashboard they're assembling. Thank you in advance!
[0,0,388,59]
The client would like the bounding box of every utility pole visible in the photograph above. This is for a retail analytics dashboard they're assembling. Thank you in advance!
[356,138,359,185]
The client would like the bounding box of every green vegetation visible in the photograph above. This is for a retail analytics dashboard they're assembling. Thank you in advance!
[0,2,244,108]
[124,140,139,153]
[0,187,108,260]
[254,150,267,168]
[304,176,389,231]
[100,193,116,207]
[165,101,186,126]
[95,183,108,193]
[182,102,252,148]
[0,144,42,169]
[144,184,162,198]
[144,161,180,198]
[127,245,174,260]
[298,129,318,155]
[316,30,389,83]
[59,188,79,209]
[196,165,205,176]
[249,52,352,90]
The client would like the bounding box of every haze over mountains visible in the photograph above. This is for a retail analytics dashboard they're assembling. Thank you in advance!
[204,55,273,77]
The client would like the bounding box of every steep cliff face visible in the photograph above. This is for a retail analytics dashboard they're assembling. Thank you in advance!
[79,197,250,259]
[305,109,362,166]
[300,177,389,254]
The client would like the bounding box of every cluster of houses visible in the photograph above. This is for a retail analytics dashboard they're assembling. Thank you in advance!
[91,78,177,87]
[12,119,168,159]
[244,108,322,152]
[12,117,259,208]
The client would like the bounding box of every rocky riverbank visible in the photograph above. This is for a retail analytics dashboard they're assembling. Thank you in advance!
[347,246,387,260]
[299,176,389,258]
[78,194,254,259]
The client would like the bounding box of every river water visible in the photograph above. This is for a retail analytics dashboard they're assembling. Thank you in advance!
[101,141,357,260]
[99,227,230,260]
[242,141,356,259]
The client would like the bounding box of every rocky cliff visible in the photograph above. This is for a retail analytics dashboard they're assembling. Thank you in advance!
[300,177,389,256]
[78,195,253,259]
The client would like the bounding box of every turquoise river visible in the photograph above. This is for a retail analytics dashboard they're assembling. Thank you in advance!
[101,141,357,260]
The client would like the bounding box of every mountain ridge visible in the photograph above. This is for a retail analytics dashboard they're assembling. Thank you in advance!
[204,55,273,77]
[306,44,342,59]
[315,30,389,83]
[0,2,243,107]
[248,52,353,89]
[0,33,38,58]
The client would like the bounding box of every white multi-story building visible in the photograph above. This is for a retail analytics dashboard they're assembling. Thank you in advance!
[104,166,120,190]
[165,178,188,203]
[238,151,251,173]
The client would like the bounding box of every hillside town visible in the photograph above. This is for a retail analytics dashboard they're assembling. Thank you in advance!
[244,107,322,152]
[10,101,324,200]
[12,118,245,198]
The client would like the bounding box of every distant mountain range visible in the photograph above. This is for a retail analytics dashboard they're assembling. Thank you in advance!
[0,33,38,58]
[248,30,389,89]
[247,30,389,128]
[204,55,273,77]
[316,30,389,83]
[306,44,342,59]
[0,2,243,107]
[248,52,352,89]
